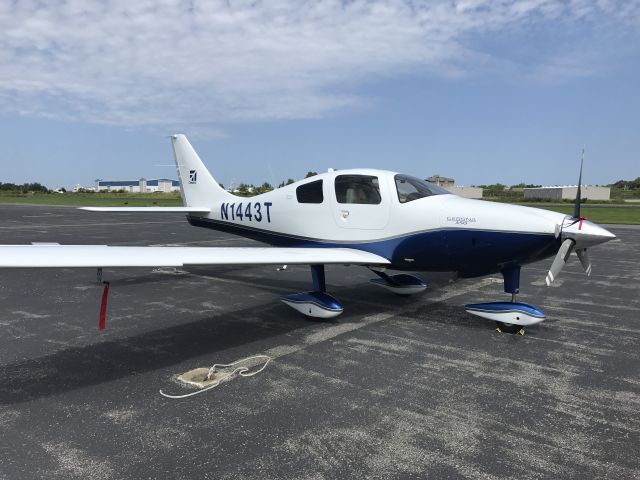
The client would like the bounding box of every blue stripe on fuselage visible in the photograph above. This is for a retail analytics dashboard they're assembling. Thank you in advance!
[187,216,558,277]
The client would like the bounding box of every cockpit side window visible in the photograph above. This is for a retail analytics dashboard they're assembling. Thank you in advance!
[394,174,450,203]
[296,179,323,204]
[335,175,381,204]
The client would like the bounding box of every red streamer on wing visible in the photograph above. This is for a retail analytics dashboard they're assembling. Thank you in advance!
[578,216,586,230]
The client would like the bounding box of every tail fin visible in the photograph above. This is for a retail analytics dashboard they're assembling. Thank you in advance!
[171,134,231,207]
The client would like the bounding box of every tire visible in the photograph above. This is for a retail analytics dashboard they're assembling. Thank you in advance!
[495,321,523,334]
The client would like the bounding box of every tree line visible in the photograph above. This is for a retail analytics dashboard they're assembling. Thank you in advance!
[611,177,640,191]
[0,182,50,193]
[228,171,318,197]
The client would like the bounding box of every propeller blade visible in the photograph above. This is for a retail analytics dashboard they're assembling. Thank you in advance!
[574,149,584,219]
[546,238,575,286]
[576,248,592,276]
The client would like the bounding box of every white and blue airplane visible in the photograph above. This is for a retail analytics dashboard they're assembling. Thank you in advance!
[0,135,616,333]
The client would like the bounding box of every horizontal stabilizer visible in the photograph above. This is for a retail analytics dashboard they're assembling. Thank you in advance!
[0,245,390,268]
[79,207,210,213]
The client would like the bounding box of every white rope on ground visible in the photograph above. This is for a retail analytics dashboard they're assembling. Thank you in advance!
[159,355,271,399]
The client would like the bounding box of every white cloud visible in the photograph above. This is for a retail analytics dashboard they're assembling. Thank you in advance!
[0,0,636,133]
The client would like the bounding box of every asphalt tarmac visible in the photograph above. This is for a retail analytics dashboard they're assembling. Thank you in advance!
[0,204,638,479]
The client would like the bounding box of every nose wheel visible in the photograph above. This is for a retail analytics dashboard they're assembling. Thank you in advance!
[465,266,545,334]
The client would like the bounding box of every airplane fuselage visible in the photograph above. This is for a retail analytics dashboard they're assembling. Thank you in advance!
[186,169,569,278]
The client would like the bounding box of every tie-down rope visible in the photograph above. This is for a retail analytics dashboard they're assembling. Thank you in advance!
[159,355,271,399]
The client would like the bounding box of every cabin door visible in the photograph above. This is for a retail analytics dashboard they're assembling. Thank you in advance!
[331,174,391,230]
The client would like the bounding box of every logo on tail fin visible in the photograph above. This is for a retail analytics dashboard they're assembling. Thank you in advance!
[189,170,197,184]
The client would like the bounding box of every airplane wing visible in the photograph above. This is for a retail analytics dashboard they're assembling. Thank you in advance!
[79,207,210,213]
[0,245,389,268]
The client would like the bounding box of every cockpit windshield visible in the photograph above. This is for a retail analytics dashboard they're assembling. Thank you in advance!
[394,174,450,203]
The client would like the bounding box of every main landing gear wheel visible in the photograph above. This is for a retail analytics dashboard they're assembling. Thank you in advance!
[495,321,525,335]
[368,270,427,295]
[280,264,344,320]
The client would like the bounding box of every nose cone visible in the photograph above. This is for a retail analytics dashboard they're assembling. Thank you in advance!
[563,219,616,248]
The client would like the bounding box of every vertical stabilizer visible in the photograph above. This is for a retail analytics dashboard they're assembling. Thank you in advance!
[171,134,231,207]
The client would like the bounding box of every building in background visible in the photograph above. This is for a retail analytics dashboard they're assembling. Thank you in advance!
[95,179,180,193]
[447,185,483,199]
[427,174,483,199]
[523,185,610,201]
[146,179,180,193]
[426,175,455,188]
[72,184,94,192]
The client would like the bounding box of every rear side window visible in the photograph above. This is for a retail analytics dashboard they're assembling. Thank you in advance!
[335,175,381,204]
[296,180,324,203]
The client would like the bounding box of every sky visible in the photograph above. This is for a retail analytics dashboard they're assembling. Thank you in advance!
[0,0,638,189]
